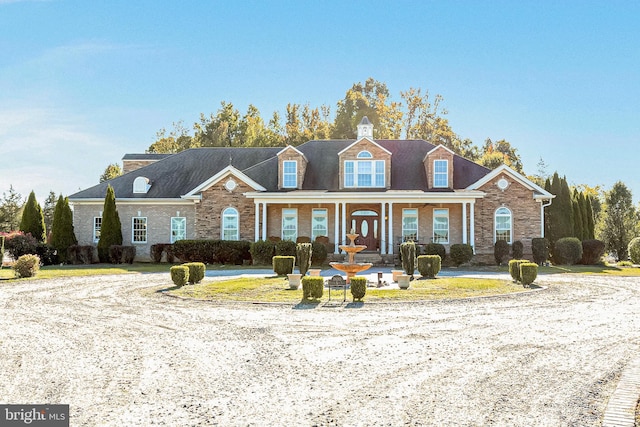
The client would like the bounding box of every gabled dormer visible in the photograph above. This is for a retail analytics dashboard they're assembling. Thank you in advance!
[277,145,308,190]
[424,145,455,190]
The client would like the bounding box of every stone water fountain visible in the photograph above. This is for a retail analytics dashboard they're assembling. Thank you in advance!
[330,232,372,283]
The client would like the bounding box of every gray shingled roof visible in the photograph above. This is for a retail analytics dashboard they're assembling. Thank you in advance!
[70,140,492,200]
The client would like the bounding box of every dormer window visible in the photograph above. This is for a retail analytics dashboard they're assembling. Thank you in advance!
[433,160,448,188]
[283,160,297,188]
[133,176,150,194]
[344,159,385,188]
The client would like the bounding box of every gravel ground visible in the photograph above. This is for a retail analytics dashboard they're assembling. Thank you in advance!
[0,273,639,426]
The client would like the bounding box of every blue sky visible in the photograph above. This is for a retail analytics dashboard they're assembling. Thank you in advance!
[1,0,639,204]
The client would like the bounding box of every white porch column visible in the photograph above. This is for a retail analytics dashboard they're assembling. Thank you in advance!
[470,201,475,250]
[380,202,386,255]
[387,202,394,255]
[462,202,468,244]
[341,202,347,246]
[334,202,340,254]
[261,202,267,240]
[254,202,260,242]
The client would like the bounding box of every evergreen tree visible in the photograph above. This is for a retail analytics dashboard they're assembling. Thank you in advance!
[19,191,46,243]
[97,185,122,262]
[50,196,77,263]
[578,192,590,240]
[585,195,595,240]
[572,189,584,240]
[544,177,552,241]
[559,176,574,239]
[599,181,637,260]
[43,191,57,237]
[0,185,23,232]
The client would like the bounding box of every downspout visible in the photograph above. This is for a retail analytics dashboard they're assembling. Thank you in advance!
[540,198,553,237]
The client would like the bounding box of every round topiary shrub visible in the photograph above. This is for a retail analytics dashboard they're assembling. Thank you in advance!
[532,238,549,265]
[553,237,583,265]
[628,237,640,264]
[581,239,605,265]
[13,254,40,278]
[184,262,206,284]
[512,241,524,260]
[350,276,367,301]
[449,244,473,266]
[170,265,189,287]
[494,240,510,266]
[520,262,538,287]
[302,276,324,300]
[272,256,295,276]
[508,259,527,283]
[417,255,441,279]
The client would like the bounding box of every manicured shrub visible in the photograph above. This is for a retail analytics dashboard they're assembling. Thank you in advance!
[122,246,135,264]
[275,240,296,257]
[628,237,640,264]
[532,238,549,265]
[108,245,123,264]
[417,255,441,279]
[68,245,96,264]
[581,239,605,265]
[170,265,189,287]
[2,231,38,259]
[494,240,510,266]
[250,240,275,265]
[520,262,538,287]
[50,196,77,264]
[150,244,165,263]
[449,244,473,266]
[19,191,46,243]
[400,242,417,277]
[36,243,58,266]
[296,243,313,276]
[172,240,251,264]
[311,241,328,266]
[553,237,583,265]
[13,254,40,278]
[302,276,324,300]
[184,262,206,284]
[273,256,295,276]
[509,259,527,283]
[296,236,311,243]
[350,276,367,301]
[422,243,446,260]
[216,240,252,265]
[512,240,524,260]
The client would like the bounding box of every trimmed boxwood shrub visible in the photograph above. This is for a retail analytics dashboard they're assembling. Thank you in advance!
[275,240,296,257]
[512,240,524,260]
[13,254,40,278]
[581,239,605,265]
[150,244,174,263]
[532,238,549,265]
[400,242,417,277]
[311,241,328,266]
[172,240,251,264]
[250,240,275,265]
[183,262,205,284]
[36,243,58,266]
[494,240,510,266]
[302,276,324,300]
[520,262,538,287]
[509,259,527,283]
[628,237,640,264]
[68,245,96,264]
[417,255,441,279]
[350,276,367,301]
[422,243,446,260]
[273,256,295,276]
[170,265,189,287]
[450,244,473,266]
[553,237,583,265]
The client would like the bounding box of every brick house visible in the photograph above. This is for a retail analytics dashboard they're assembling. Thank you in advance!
[69,117,554,263]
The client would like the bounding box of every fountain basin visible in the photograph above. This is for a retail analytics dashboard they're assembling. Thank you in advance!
[330,261,372,283]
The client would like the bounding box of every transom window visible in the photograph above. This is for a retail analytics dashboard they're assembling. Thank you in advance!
[93,217,102,243]
[433,160,448,188]
[283,160,297,188]
[282,208,298,241]
[171,217,186,243]
[357,150,373,158]
[402,209,418,242]
[222,208,239,240]
[495,207,512,243]
[344,159,385,188]
[311,209,328,241]
[132,217,147,243]
[433,209,449,244]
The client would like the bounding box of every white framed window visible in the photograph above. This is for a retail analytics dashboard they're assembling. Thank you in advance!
[311,209,328,241]
[222,208,239,240]
[344,159,385,188]
[282,208,298,241]
[171,217,186,243]
[132,217,147,243]
[433,159,448,188]
[495,207,512,243]
[93,217,102,243]
[433,208,449,244]
[357,150,373,158]
[133,176,150,194]
[283,160,297,188]
[402,208,418,242]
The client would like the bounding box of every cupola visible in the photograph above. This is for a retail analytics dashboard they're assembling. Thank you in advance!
[356,116,374,139]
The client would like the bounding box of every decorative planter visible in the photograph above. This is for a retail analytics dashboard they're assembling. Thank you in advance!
[392,270,404,283]
[308,269,322,277]
[397,274,410,289]
[287,273,302,290]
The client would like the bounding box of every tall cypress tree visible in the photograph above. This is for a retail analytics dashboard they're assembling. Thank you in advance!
[572,189,584,240]
[585,194,595,240]
[19,191,46,243]
[559,176,574,239]
[97,185,122,263]
[50,196,77,263]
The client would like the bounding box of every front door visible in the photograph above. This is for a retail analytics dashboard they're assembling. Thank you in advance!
[351,210,379,251]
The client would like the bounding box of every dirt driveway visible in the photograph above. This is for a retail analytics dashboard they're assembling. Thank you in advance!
[0,273,639,426]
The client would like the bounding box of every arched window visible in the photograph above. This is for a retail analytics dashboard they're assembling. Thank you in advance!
[222,207,239,240]
[495,207,512,243]
[357,150,373,158]
[133,176,150,194]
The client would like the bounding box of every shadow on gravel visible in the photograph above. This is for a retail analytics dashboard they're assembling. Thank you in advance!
[345,302,364,309]
[293,299,321,310]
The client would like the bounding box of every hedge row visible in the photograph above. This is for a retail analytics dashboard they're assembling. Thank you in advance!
[172,240,252,265]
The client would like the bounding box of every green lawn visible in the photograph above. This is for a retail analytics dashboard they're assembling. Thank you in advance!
[0,263,168,280]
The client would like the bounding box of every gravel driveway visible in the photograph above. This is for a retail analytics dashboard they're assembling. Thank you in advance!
[1,273,639,426]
